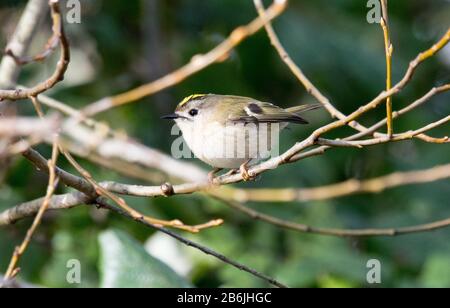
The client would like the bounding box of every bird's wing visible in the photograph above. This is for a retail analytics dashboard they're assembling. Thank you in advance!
[229,101,316,124]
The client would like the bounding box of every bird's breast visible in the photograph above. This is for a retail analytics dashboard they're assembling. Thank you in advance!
[179,121,284,168]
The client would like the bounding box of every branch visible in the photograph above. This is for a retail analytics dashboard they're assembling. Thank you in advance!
[0,115,59,138]
[213,196,450,237]
[380,0,394,136]
[0,0,70,101]
[81,0,288,116]
[95,198,287,288]
[0,114,60,156]
[3,148,450,240]
[0,0,49,89]
[218,163,450,202]
[253,0,447,164]
[95,153,449,199]
[347,84,450,142]
[253,0,367,133]
[1,196,287,288]
[6,175,450,238]
[5,147,450,239]
[22,138,221,233]
[289,84,450,162]
[1,151,285,288]
[0,192,90,225]
[316,114,449,148]
[2,136,59,284]
[5,30,59,66]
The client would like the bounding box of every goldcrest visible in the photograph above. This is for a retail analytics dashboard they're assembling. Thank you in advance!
[162,94,319,180]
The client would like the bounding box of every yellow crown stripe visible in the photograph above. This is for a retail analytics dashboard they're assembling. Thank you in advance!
[178,94,206,107]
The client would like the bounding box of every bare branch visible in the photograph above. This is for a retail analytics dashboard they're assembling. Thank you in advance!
[290,84,450,162]
[60,148,223,233]
[96,198,287,288]
[253,0,367,132]
[0,0,49,89]
[220,163,450,202]
[213,196,450,237]
[0,0,70,101]
[82,0,288,116]
[380,0,394,136]
[5,31,59,66]
[0,192,90,225]
[7,147,450,238]
[0,115,59,138]
[2,136,59,284]
[1,149,285,288]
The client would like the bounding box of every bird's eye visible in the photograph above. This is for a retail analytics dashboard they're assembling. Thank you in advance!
[189,109,198,116]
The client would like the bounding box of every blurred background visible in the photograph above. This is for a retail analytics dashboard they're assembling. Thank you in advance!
[0,0,449,287]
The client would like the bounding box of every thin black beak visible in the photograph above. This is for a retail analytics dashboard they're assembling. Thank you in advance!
[161,113,179,120]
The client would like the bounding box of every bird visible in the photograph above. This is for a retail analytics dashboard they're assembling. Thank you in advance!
[162,94,320,182]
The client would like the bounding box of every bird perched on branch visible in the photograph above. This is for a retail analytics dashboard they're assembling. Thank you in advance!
[162,94,319,182]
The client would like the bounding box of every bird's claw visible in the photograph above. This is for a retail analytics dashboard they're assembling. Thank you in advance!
[239,161,255,181]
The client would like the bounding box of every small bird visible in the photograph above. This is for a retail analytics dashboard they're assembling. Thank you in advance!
[162,94,319,181]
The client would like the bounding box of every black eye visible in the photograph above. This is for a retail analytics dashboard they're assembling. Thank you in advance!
[189,109,198,116]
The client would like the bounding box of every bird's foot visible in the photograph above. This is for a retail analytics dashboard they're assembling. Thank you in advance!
[239,160,256,181]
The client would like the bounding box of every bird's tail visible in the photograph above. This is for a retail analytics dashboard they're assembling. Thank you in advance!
[285,103,322,115]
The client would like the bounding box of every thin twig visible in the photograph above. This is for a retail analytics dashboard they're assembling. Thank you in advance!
[0,0,70,101]
[5,32,59,66]
[253,0,367,133]
[95,198,287,288]
[217,163,450,202]
[60,148,223,233]
[254,0,447,156]
[0,192,90,225]
[0,0,48,89]
[212,196,450,237]
[2,136,59,284]
[82,0,288,116]
[380,0,394,137]
[346,84,450,142]
[290,84,450,162]
[0,115,59,138]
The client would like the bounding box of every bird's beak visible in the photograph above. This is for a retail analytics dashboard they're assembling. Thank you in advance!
[161,113,180,120]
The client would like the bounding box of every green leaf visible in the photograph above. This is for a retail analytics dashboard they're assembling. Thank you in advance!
[98,229,192,288]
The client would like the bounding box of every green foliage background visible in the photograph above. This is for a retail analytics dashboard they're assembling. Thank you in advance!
[0,0,449,287]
